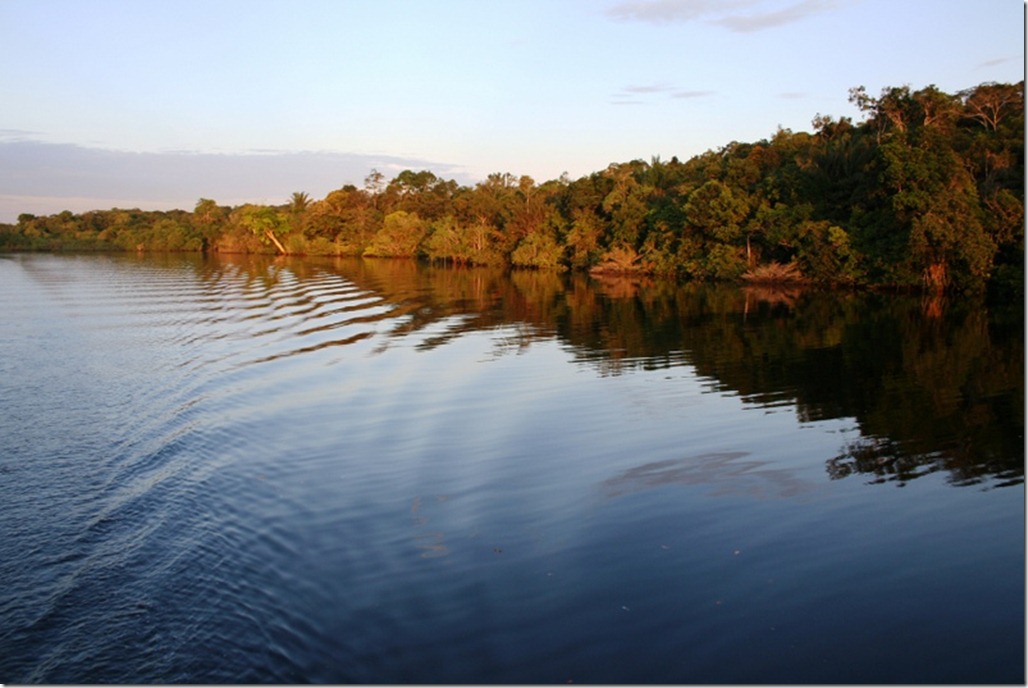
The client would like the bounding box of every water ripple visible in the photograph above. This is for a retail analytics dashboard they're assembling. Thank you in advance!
[1,254,1022,684]
[0,255,420,682]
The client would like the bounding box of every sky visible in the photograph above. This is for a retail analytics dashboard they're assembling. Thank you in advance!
[0,0,1023,222]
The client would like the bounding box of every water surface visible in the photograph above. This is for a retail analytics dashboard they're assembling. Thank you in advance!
[0,253,1022,683]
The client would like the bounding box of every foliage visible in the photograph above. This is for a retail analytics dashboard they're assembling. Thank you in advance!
[0,80,1021,294]
[510,228,565,270]
[363,211,427,258]
[234,204,290,254]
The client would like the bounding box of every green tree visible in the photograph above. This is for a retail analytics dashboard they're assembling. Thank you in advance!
[363,210,428,257]
[880,127,994,291]
[565,208,605,269]
[288,191,312,215]
[194,198,223,225]
[794,221,861,284]
[236,205,289,254]
[511,225,565,270]
[599,162,650,249]
[683,180,748,243]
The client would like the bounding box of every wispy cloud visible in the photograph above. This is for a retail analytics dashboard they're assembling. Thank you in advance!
[606,0,837,32]
[715,0,835,31]
[976,55,1022,70]
[612,83,715,104]
[0,129,44,142]
[608,0,744,24]
[623,83,678,94]
[672,90,716,99]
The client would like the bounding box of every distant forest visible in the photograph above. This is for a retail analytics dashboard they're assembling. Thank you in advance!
[2,82,1022,295]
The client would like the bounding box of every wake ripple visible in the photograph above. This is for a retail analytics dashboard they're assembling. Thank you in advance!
[0,255,410,683]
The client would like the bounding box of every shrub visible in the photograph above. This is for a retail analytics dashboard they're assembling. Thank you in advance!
[742,261,806,284]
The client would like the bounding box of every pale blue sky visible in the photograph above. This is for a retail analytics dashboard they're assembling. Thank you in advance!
[0,0,1023,221]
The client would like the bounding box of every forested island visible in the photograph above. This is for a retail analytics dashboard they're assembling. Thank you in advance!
[2,82,1022,295]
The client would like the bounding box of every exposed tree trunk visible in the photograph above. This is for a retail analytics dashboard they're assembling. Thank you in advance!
[265,230,287,255]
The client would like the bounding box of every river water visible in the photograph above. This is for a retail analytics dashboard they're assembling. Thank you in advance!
[0,252,1022,683]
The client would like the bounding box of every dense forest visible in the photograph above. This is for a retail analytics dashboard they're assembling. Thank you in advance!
[2,82,1023,295]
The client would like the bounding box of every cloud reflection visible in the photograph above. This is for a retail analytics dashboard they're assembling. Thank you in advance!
[602,451,816,499]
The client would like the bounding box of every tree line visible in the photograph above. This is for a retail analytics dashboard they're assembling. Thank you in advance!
[2,81,1022,294]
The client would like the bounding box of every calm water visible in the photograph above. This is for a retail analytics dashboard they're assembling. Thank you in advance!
[0,252,1022,684]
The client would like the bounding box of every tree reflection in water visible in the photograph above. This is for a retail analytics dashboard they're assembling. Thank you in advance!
[184,253,1023,489]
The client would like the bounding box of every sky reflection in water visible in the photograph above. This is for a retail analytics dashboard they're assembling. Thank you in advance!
[0,253,1021,684]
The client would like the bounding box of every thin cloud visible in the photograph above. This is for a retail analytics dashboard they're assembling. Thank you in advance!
[0,129,44,142]
[606,0,837,32]
[714,0,835,31]
[976,55,1021,69]
[607,0,753,24]
[623,83,677,93]
[672,90,716,99]
[613,83,715,103]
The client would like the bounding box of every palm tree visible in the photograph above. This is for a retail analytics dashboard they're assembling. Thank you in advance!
[289,191,312,215]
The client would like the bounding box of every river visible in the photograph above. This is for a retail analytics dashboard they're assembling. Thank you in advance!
[0,252,1022,683]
